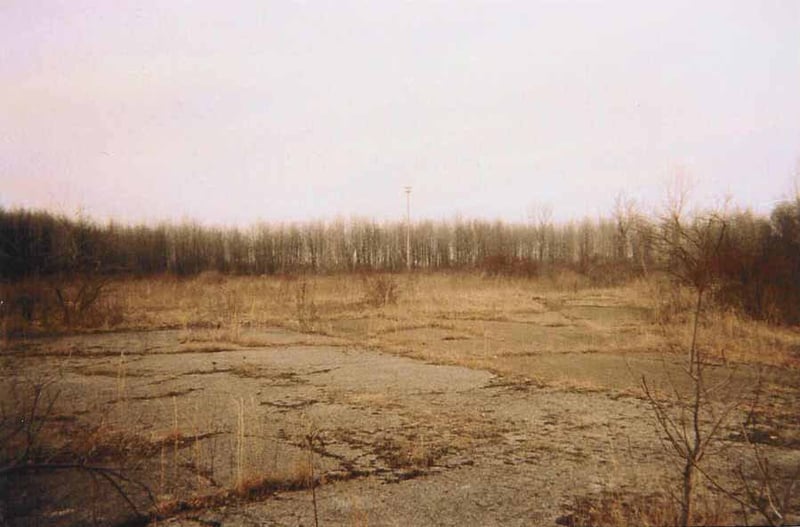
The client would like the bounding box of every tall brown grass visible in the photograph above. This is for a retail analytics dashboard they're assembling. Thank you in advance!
[5,271,797,373]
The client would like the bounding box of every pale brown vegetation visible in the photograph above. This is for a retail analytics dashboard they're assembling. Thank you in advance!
[559,488,733,527]
[2,269,799,525]
[90,272,798,374]
[5,271,797,374]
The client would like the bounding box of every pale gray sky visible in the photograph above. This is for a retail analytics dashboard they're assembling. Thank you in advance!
[2,1,799,225]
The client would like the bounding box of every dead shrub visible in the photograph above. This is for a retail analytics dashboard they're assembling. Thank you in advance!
[361,273,400,307]
[49,273,115,329]
[0,373,61,467]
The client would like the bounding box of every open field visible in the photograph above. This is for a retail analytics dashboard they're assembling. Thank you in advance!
[2,272,800,526]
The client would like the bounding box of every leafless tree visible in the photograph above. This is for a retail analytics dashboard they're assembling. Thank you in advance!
[642,183,736,526]
[527,202,553,263]
[612,191,638,261]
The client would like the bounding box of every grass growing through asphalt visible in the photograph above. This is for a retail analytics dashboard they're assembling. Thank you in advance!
[28,270,795,378]
[3,271,800,525]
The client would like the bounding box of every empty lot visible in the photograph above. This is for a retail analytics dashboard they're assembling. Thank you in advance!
[2,273,799,526]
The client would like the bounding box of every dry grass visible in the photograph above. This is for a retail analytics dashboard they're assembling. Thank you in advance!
[0,360,323,525]
[561,488,733,527]
[4,272,797,412]
[152,457,316,518]
[112,272,563,331]
[374,434,445,470]
[6,271,794,374]
[3,271,799,526]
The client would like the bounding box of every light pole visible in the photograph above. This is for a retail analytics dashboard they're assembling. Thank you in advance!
[404,186,412,270]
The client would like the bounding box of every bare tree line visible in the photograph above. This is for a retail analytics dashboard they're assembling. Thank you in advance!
[2,198,799,323]
[0,210,650,276]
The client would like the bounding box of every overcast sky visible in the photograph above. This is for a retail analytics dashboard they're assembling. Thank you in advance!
[2,1,799,225]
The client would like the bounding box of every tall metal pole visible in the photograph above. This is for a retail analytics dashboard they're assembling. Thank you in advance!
[404,186,412,270]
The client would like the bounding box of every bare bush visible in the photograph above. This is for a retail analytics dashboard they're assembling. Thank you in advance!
[642,192,740,526]
[0,373,61,468]
[642,368,741,527]
[724,377,800,526]
[361,273,400,307]
[51,273,114,328]
[714,202,800,325]
[0,371,154,524]
[734,430,800,526]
